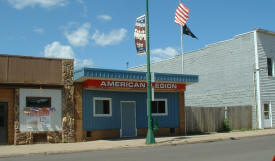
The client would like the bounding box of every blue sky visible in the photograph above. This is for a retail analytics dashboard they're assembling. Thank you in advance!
[0,0,275,70]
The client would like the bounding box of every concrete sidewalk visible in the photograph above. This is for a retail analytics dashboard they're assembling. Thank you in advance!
[1,129,275,158]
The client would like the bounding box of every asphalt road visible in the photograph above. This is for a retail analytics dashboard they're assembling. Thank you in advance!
[2,135,275,161]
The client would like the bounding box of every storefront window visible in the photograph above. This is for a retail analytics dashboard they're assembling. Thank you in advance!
[152,99,168,116]
[93,97,112,117]
[26,97,51,107]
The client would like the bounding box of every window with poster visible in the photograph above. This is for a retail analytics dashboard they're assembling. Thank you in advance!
[20,89,61,132]
[26,97,51,108]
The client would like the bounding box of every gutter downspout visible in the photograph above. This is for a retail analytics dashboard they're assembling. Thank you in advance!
[254,30,263,129]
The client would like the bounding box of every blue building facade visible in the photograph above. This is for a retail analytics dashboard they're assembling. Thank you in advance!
[74,68,198,141]
[82,90,179,130]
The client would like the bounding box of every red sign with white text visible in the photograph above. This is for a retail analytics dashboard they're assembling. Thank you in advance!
[82,79,186,91]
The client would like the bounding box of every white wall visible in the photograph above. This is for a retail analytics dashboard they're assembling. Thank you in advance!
[257,31,275,128]
[19,88,62,132]
[132,32,256,107]
[131,32,257,128]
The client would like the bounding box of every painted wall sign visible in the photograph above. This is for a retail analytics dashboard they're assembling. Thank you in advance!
[82,79,186,90]
[19,89,62,132]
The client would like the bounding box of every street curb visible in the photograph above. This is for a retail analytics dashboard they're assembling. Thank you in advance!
[0,131,275,158]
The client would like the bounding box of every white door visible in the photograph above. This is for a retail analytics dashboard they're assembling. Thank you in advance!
[263,103,272,128]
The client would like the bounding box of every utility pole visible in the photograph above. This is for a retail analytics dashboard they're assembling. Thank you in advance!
[126,61,129,69]
[145,0,155,144]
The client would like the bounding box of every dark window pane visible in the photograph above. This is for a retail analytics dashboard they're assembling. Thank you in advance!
[152,100,166,114]
[95,99,110,115]
[103,100,110,114]
[158,101,166,113]
[0,106,4,113]
[95,100,103,114]
[26,97,51,107]
[0,116,4,127]
[152,101,158,113]
[267,58,273,76]
[264,104,269,112]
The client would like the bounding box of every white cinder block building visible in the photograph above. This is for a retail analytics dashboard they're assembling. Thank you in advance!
[131,29,275,129]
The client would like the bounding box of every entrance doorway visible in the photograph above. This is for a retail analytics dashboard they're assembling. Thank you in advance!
[120,101,136,137]
[263,103,272,128]
[0,102,8,144]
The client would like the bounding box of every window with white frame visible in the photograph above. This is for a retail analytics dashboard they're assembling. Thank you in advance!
[152,99,168,116]
[264,103,270,120]
[267,58,274,76]
[93,97,112,117]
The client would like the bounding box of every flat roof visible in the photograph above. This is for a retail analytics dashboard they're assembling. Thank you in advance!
[74,68,199,84]
[0,53,73,61]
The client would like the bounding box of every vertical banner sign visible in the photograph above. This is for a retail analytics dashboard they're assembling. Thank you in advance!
[134,14,146,55]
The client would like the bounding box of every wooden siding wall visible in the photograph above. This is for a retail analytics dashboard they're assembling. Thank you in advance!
[0,88,14,144]
[256,32,275,128]
[0,55,63,85]
[130,33,255,107]
[130,32,257,128]
[185,106,252,134]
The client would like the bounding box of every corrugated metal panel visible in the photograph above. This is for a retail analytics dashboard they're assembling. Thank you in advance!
[82,90,179,130]
[74,67,198,83]
[155,73,198,83]
[257,32,275,128]
[0,55,64,85]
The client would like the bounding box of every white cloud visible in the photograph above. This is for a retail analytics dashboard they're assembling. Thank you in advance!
[65,23,91,47]
[43,41,75,59]
[33,27,44,34]
[151,56,163,63]
[91,28,127,46]
[151,47,179,62]
[43,41,93,68]
[97,14,112,21]
[8,0,67,9]
[75,58,93,69]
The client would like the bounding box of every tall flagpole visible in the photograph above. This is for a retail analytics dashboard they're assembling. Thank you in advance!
[181,25,184,74]
[145,0,156,144]
[179,0,184,74]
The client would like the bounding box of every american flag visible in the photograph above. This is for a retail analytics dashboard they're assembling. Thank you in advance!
[174,2,190,26]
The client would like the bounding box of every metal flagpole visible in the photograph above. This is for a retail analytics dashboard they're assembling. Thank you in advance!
[179,0,184,74]
[179,0,186,136]
[145,0,155,144]
[181,26,184,74]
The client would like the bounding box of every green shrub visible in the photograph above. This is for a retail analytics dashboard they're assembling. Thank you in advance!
[223,119,231,132]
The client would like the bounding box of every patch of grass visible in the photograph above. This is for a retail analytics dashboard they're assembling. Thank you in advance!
[231,128,253,132]
[223,119,231,132]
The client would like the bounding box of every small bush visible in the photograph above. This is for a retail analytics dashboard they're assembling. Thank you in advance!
[223,119,231,132]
